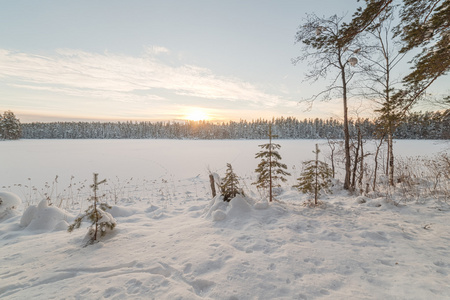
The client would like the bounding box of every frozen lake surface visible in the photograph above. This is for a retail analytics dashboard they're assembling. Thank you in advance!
[1,139,448,192]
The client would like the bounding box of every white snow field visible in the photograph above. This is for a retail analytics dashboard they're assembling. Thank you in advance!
[1,139,449,300]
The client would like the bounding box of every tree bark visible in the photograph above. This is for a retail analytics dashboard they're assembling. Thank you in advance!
[269,125,273,202]
[373,136,384,191]
[209,174,216,198]
[340,57,352,190]
[388,125,395,186]
[314,143,319,205]
[358,129,364,188]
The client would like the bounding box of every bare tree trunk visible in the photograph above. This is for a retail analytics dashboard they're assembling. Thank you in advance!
[269,125,273,202]
[373,136,385,192]
[388,125,395,186]
[358,131,364,187]
[209,174,216,198]
[327,138,336,178]
[351,127,361,190]
[385,137,390,176]
[314,143,319,205]
[342,67,352,190]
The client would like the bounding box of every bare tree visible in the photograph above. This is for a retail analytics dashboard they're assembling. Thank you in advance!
[358,14,407,187]
[294,14,364,190]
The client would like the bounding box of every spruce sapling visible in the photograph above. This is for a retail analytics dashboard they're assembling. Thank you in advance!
[219,163,243,202]
[68,173,116,245]
[253,124,290,202]
[294,144,332,205]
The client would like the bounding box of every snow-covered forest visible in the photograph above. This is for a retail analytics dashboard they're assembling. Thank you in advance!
[19,111,449,140]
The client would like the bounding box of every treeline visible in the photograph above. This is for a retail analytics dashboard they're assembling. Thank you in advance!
[21,110,449,140]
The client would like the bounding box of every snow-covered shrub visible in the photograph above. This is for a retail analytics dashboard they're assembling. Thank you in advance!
[0,191,21,220]
[68,173,116,245]
[389,154,450,203]
[419,153,450,201]
[20,199,72,231]
[204,193,257,222]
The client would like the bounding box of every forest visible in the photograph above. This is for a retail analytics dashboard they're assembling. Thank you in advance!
[18,110,449,140]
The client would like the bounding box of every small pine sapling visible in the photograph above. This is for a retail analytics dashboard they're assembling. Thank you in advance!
[219,163,243,202]
[294,144,332,205]
[253,124,290,202]
[68,173,116,245]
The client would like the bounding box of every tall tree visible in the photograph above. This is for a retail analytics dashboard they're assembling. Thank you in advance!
[294,14,363,190]
[344,0,450,111]
[0,111,22,140]
[253,124,290,202]
[359,14,405,186]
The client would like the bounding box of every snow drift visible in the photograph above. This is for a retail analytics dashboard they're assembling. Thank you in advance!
[20,199,73,232]
[0,191,21,220]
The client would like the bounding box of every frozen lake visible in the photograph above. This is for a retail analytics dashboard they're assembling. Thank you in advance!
[1,139,448,199]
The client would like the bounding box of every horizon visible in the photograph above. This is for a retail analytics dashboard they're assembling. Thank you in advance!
[15,109,448,126]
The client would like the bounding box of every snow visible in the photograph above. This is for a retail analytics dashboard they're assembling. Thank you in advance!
[0,139,449,299]
[0,191,21,220]
[20,199,73,232]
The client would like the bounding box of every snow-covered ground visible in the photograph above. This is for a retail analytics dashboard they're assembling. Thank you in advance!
[1,139,449,299]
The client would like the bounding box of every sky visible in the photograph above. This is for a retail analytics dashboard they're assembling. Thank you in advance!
[0,0,448,123]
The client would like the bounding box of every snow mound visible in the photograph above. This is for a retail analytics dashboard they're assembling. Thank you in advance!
[355,196,368,204]
[20,199,73,232]
[254,198,269,210]
[212,210,227,221]
[227,195,252,218]
[145,205,167,219]
[365,197,386,208]
[203,195,228,218]
[109,205,140,218]
[204,195,264,222]
[0,191,22,220]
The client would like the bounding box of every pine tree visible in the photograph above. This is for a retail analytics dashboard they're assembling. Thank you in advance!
[294,144,332,205]
[0,111,22,140]
[343,0,450,112]
[68,173,116,245]
[219,163,243,202]
[253,124,290,202]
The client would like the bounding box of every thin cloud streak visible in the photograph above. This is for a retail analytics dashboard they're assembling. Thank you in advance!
[0,48,292,107]
[8,84,166,103]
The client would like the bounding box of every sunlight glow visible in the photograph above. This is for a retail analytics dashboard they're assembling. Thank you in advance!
[184,108,210,121]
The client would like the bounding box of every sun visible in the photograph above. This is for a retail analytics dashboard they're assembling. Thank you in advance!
[184,109,210,121]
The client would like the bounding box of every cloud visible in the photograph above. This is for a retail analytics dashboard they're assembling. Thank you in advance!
[145,46,170,55]
[0,48,292,107]
[8,83,165,103]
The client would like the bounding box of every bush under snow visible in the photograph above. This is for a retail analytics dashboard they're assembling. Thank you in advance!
[0,191,22,220]
[20,199,73,232]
